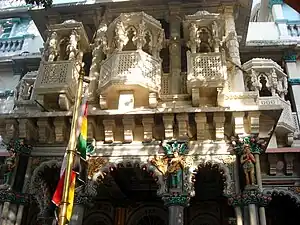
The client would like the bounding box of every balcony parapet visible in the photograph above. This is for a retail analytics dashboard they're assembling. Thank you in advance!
[98,50,161,93]
[34,20,90,110]
[243,58,288,99]
[92,12,164,110]
[34,60,79,110]
[258,96,295,135]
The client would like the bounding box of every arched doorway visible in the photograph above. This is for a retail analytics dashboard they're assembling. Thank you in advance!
[266,192,300,225]
[188,161,234,225]
[28,160,61,224]
[84,161,164,225]
[126,205,168,225]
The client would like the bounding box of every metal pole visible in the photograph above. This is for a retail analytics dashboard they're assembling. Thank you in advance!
[58,69,85,225]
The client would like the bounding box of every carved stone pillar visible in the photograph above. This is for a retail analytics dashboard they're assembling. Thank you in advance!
[163,114,174,140]
[213,112,225,141]
[142,115,154,142]
[103,119,115,143]
[122,115,135,143]
[163,196,189,225]
[176,113,188,140]
[148,140,194,225]
[37,118,55,143]
[195,113,207,141]
[53,117,69,143]
[169,5,182,94]
[223,6,245,92]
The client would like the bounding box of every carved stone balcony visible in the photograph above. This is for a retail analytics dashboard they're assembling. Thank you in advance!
[243,58,288,99]
[93,12,164,110]
[186,51,227,107]
[98,50,161,93]
[258,96,295,143]
[34,20,89,110]
[34,60,79,110]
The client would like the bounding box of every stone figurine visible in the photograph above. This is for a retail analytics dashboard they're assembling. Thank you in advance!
[68,30,80,60]
[115,21,128,51]
[240,144,256,186]
[46,32,58,62]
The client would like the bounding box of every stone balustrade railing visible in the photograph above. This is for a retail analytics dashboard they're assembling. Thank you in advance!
[258,96,295,135]
[292,112,300,140]
[287,24,300,38]
[0,0,29,9]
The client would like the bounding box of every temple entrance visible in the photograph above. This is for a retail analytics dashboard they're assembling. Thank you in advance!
[83,163,167,225]
[187,162,234,225]
[266,192,300,225]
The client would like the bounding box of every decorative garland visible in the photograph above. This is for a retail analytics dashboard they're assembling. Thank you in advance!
[228,190,272,207]
[6,138,32,155]
[0,190,31,205]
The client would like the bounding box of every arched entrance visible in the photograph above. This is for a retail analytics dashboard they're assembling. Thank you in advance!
[265,189,300,225]
[188,161,235,225]
[28,160,61,224]
[126,205,168,225]
[84,160,164,225]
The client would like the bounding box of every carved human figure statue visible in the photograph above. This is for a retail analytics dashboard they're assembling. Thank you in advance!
[115,21,128,51]
[47,32,58,61]
[188,23,198,53]
[68,30,79,60]
[167,151,184,189]
[240,144,256,185]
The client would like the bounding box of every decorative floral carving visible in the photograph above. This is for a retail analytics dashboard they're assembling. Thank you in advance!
[87,156,108,182]
[0,190,31,204]
[162,195,190,207]
[228,190,272,207]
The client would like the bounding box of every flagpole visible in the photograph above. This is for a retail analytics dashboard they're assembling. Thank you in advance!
[58,66,85,225]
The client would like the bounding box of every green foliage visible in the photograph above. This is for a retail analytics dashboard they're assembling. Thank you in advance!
[25,0,53,9]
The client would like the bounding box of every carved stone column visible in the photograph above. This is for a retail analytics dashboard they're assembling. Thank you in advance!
[223,6,245,92]
[169,4,182,94]
[149,140,194,225]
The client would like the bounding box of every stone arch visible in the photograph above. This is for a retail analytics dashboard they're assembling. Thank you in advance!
[126,204,168,225]
[263,188,300,206]
[29,160,61,216]
[83,210,113,225]
[91,157,149,182]
[194,159,234,196]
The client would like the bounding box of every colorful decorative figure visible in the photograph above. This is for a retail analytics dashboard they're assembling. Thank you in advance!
[0,148,16,190]
[240,144,256,185]
[149,141,191,193]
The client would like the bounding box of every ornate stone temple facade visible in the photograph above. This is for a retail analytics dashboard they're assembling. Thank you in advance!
[0,0,300,225]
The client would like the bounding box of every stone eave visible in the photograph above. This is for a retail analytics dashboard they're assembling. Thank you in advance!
[0,105,282,119]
